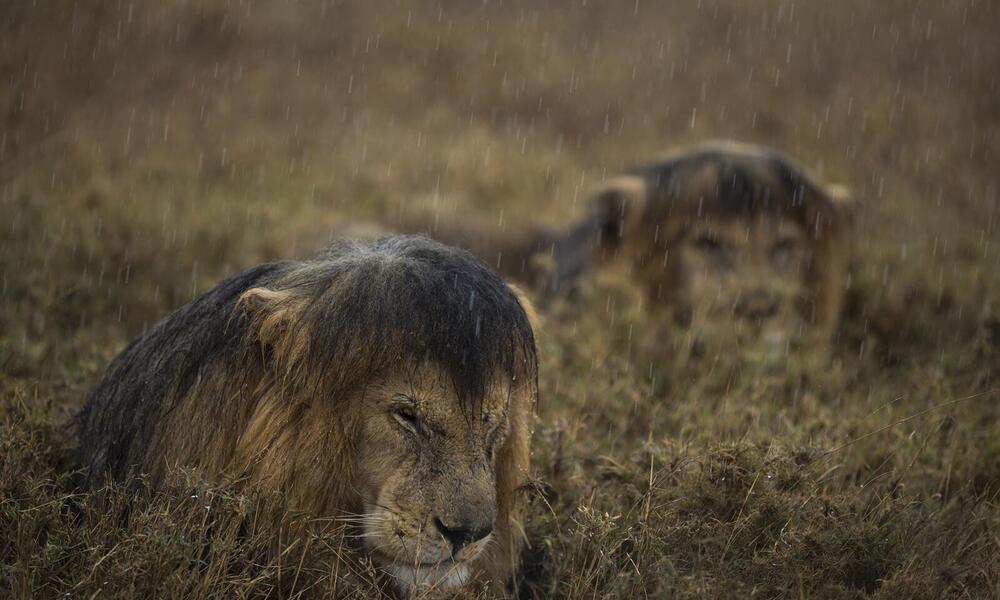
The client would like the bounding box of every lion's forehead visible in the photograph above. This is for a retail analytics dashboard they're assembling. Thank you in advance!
[419,390,508,435]
[683,215,807,246]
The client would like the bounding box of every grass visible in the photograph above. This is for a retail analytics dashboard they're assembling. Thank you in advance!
[2,0,999,597]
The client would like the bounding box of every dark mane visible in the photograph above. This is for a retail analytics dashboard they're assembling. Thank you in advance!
[77,235,538,482]
[77,261,289,480]
[281,236,538,412]
[633,144,831,220]
[528,142,849,298]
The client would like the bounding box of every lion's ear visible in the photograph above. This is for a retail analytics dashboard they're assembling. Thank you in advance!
[826,183,852,204]
[590,174,647,251]
[830,183,858,233]
[508,284,541,333]
[807,181,857,240]
[826,183,856,224]
[238,287,305,350]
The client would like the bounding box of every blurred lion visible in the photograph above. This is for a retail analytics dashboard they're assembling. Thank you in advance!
[571,141,854,355]
[77,236,539,595]
[408,141,854,357]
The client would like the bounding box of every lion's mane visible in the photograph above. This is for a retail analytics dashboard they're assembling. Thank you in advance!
[77,235,538,584]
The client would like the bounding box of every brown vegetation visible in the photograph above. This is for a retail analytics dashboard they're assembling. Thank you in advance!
[2,0,998,598]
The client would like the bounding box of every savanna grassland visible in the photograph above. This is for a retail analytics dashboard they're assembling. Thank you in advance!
[2,1,999,598]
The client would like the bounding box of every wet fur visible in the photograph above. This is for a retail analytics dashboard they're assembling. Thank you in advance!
[465,141,854,339]
[607,141,854,337]
[76,235,538,590]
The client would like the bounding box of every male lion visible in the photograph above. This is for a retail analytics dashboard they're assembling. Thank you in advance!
[77,236,538,595]
[406,141,853,358]
[332,143,852,363]
[567,141,854,355]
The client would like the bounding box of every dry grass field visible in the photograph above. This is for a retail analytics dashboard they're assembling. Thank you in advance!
[2,0,999,598]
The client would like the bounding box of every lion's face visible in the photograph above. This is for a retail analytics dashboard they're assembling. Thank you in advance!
[352,362,511,594]
[588,145,853,361]
[673,213,811,356]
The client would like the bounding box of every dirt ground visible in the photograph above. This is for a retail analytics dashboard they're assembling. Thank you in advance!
[2,1,998,598]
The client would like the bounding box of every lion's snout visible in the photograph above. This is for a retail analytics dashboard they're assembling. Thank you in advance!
[433,514,494,555]
[734,289,781,322]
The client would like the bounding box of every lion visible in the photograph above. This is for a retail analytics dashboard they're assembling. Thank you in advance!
[573,141,854,356]
[403,141,854,358]
[76,235,539,595]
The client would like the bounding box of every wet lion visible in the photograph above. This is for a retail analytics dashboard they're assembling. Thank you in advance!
[408,141,854,356]
[77,235,539,595]
[567,141,854,354]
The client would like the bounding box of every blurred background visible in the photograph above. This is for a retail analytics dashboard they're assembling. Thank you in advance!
[3,1,997,344]
[2,1,999,598]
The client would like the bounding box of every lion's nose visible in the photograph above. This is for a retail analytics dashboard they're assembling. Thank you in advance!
[734,289,780,321]
[433,517,493,554]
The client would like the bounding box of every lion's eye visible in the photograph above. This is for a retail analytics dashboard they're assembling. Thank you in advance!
[770,237,800,266]
[691,233,735,271]
[392,406,420,434]
[772,237,797,253]
[693,234,725,254]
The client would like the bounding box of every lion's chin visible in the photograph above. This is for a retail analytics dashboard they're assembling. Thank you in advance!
[385,561,471,595]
